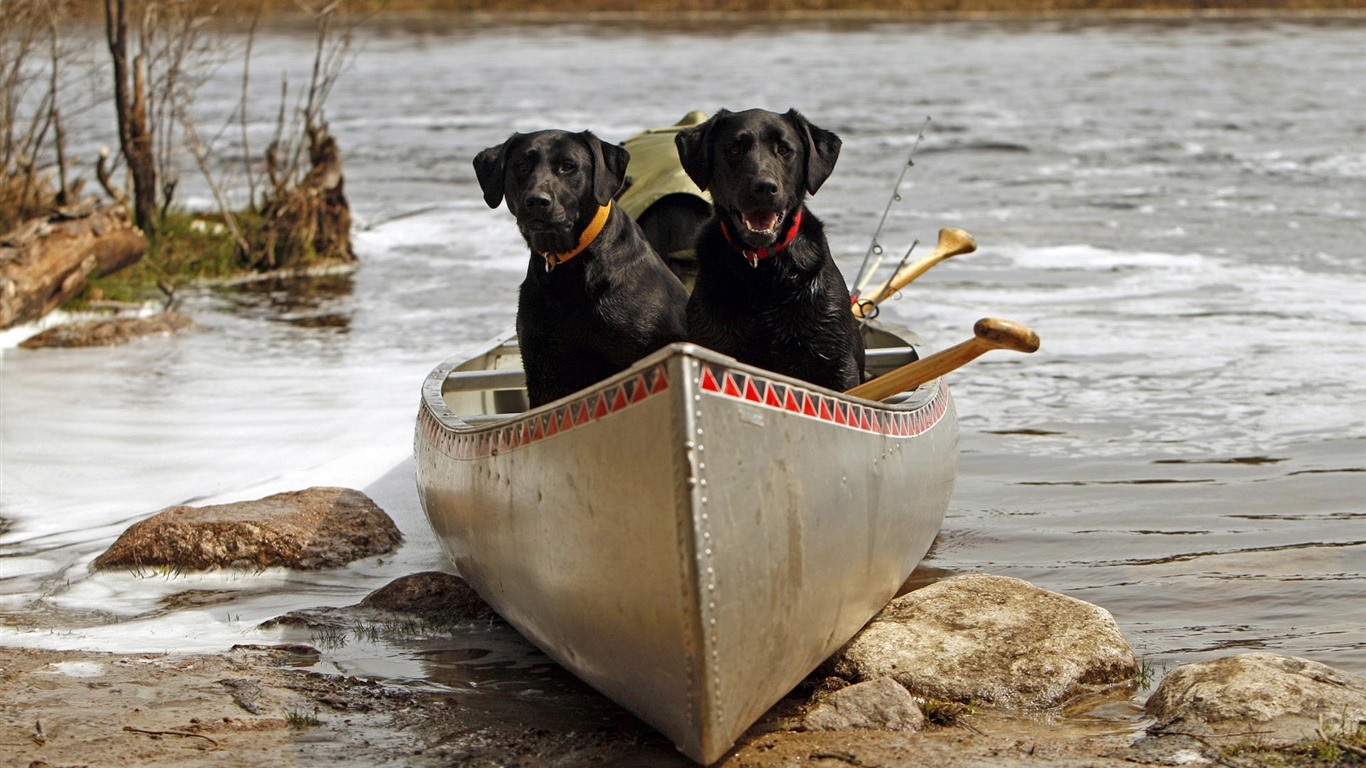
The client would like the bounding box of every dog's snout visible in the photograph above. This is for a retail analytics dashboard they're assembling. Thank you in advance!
[523,192,553,210]
[751,177,779,197]
[748,176,781,194]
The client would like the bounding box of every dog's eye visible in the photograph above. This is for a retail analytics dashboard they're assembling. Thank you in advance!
[558,161,578,174]
[775,143,792,157]
[513,161,531,174]
[727,144,743,157]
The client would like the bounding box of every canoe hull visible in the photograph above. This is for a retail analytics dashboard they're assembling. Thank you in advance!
[415,339,957,763]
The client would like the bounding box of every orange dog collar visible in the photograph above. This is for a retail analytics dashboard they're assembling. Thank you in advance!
[541,202,612,272]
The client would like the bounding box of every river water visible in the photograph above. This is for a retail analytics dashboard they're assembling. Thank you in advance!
[2,13,1363,740]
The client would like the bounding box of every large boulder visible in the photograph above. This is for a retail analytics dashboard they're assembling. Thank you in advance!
[93,487,401,571]
[1145,652,1366,741]
[824,573,1137,709]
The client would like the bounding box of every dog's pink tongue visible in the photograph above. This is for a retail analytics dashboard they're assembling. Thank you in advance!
[742,210,779,234]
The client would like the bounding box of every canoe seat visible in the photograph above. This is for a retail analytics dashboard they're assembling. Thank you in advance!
[865,346,918,373]
[442,368,527,392]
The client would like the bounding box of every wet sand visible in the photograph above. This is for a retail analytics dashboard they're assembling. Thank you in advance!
[1,645,1149,768]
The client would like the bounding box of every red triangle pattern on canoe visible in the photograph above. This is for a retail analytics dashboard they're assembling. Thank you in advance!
[700,366,720,393]
[693,363,949,440]
[427,363,672,461]
[743,377,762,403]
[723,372,743,398]
[423,360,948,463]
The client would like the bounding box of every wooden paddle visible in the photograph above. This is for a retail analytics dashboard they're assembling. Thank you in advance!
[852,227,977,318]
[846,317,1040,402]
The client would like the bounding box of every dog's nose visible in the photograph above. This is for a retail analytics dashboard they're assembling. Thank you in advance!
[523,192,552,210]
[751,177,779,197]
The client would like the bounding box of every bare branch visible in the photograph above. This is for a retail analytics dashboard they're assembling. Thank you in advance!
[239,0,265,208]
[96,146,125,204]
[182,115,250,257]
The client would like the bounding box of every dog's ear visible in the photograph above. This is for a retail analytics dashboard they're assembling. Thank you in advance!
[674,109,727,191]
[473,138,512,209]
[581,131,630,207]
[786,109,842,195]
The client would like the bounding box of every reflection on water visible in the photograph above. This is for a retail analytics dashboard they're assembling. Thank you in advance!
[1,15,1364,757]
[226,273,358,330]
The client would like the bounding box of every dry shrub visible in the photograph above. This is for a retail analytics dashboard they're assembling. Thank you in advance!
[0,172,62,236]
[244,123,354,270]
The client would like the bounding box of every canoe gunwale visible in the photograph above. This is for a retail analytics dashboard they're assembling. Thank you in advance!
[420,331,944,439]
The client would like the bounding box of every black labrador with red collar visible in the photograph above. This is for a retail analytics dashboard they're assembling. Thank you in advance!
[475,130,688,407]
[675,109,865,392]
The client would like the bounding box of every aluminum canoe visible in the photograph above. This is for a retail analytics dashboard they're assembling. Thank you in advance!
[413,322,958,764]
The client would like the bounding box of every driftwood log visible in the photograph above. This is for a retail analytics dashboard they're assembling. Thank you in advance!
[0,204,147,329]
[18,311,197,349]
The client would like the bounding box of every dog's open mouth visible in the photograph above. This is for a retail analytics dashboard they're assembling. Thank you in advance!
[741,209,783,236]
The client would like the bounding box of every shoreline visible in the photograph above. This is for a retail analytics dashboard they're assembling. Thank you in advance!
[7,641,1358,768]
[346,7,1366,35]
[0,644,1145,768]
[49,6,1366,32]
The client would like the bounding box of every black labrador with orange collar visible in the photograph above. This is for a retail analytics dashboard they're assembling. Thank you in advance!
[675,108,865,391]
[475,130,688,407]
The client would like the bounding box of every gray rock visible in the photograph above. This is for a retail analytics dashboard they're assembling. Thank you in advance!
[217,677,265,714]
[359,571,498,622]
[260,571,499,631]
[19,311,197,348]
[802,677,926,732]
[824,573,1137,709]
[1145,652,1366,741]
[93,487,402,571]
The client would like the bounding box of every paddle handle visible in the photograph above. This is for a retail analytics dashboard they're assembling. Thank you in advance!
[846,317,1040,402]
[853,228,976,318]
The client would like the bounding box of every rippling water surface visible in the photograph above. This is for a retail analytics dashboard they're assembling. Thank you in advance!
[2,15,1363,727]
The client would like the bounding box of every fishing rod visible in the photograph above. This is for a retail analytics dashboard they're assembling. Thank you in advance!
[851,117,930,302]
[872,238,919,307]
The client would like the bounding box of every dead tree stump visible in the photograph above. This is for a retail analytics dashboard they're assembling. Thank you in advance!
[247,124,355,271]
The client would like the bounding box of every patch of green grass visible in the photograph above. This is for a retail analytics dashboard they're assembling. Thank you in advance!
[127,563,187,580]
[1223,721,1366,767]
[309,625,349,651]
[284,708,322,728]
[920,698,975,727]
[78,209,247,306]
[1136,655,1163,690]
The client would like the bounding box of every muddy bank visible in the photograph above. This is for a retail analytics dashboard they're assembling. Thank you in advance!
[9,639,1360,767]
[0,644,1145,768]
[6,570,1362,768]
[0,572,1150,767]
[0,645,428,768]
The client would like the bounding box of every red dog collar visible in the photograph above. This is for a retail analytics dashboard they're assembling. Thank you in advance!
[719,209,803,268]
